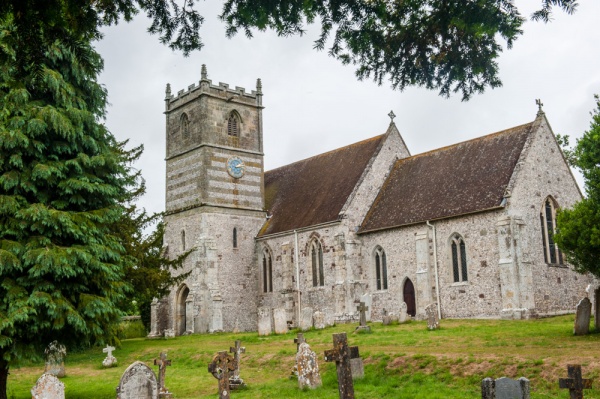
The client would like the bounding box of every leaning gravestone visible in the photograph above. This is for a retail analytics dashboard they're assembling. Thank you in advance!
[296,343,322,390]
[300,307,314,331]
[273,308,289,334]
[258,307,272,336]
[481,376,530,399]
[574,297,591,336]
[31,373,65,399]
[44,341,66,378]
[399,302,408,323]
[116,361,158,399]
[425,303,439,330]
[313,311,326,330]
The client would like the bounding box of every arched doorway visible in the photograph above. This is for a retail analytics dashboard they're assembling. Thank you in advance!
[403,278,416,317]
[176,285,189,336]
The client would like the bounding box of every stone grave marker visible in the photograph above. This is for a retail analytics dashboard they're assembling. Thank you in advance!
[31,373,65,399]
[559,364,593,399]
[163,329,175,339]
[116,361,158,399]
[425,303,439,330]
[154,352,173,399]
[481,376,530,399]
[229,340,246,389]
[324,332,358,399]
[355,302,371,332]
[313,311,326,330]
[258,307,272,336]
[360,293,372,321]
[102,345,117,368]
[291,333,307,379]
[300,307,313,331]
[208,351,237,399]
[399,302,408,323]
[574,297,591,336]
[273,308,289,334]
[296,343,322,390]
[382,308,392,325]
[44,341,66,378]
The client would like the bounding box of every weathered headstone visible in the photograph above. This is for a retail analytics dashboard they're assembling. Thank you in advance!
[481,377,530,399]
[399,302,408,323]
[425,303,439,330]
[31,373,65,399]
[296,343,322,390]
[44,341,66,378]
[102,345,117,368]
[148,298,162,338]
[163,329,175,339]
[574,297,591,336]
[313,311,326,330]
[324,332,357,399]
[382,308,392,325]
[208,351,237,399]
[273,308,289,334]
[229,340,246,389]
[350,356,365,380]
[360,293,372,322]
[154,352,173,399]
[558,364,593,399]
[116,361,158,399]
[300,307,314,331]
[355,302,371,332]
[291,333,308,379]
[258,307,272,336]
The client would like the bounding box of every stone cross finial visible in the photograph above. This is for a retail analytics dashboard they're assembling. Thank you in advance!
[208,351,237,399]
[154,352,173,398]
[559,365,593,399]
[229,340,245,380]
[256,78,262,94]
[388,110,396,122]
[324,333,359,399]
[165,83,171,96]
[201,64,208,80]
[536,99,544,115]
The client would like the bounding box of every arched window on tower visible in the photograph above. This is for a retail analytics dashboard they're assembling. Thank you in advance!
[310,240,324,287]
[374,246,388,290]
[180,113,190,139]
[540,196,564,265]
[450,234,467,283]
[262,248,273,293]
[227,111,240,137]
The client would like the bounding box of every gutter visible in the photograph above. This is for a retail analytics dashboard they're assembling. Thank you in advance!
[426,220,442,320]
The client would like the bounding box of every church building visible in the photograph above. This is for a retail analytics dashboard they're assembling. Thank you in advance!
[149,67,592,336]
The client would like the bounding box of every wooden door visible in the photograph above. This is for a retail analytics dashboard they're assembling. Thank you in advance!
[403,278,416,317]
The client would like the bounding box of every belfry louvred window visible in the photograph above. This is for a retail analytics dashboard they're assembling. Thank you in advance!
[227,112,239,137]
[540,197,564,265]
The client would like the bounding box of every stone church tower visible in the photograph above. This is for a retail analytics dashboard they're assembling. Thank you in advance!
[151,66,265,335]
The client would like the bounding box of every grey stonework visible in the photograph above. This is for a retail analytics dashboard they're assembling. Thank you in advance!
[153,69,594,335]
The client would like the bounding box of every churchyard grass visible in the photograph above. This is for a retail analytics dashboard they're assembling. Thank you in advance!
[7,315,600,398]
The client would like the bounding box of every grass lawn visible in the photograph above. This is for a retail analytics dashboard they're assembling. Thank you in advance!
[7,315,600,398]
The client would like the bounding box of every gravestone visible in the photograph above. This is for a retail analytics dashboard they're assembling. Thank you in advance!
[558,364,593,399]
[382,308,392,325]
[425,303,439,330]
[300,307,314,331]
[116,361,159,399]
[163,329,175,339]
[355,302,371,333]
[350,355,364,380]
[399,302,408,323]
[313,311,326,330]
[574,297,591,336]
[153,352,173,399]
[291,333,308,379]
[208,351,236,399]
[258,307,272,336]
[273,308,289,334]
[102,345,117,368]
[296,343,322,390]
[360,294,372,321]
[229,340,246,389]
[481,377,530,399]
[31,373,65,399]
[324,332,359,398]
[44,341,66,378]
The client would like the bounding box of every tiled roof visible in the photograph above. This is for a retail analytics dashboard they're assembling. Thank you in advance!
[359,122,534,233]
[258,135,386,237]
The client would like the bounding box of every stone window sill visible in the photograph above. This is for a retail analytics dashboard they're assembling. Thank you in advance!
[450,281,469,287]
[547,263,568,268]
[373,290,389,294]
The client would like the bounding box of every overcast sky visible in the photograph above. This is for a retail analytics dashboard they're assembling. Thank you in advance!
[95,1,600,218]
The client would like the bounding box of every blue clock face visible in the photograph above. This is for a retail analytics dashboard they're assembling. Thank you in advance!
[227,156,245,178]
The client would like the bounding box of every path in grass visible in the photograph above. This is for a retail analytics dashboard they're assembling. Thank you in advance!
[7,316,600,398]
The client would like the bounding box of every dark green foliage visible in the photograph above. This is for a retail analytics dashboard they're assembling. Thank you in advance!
[555,96,600,277]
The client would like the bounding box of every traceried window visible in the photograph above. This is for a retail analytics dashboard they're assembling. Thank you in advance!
[540,197,564,265]
[374,246,388,290]
[227,111,240,137]
[310,240,325,287]
[233,227,238,248]
[450,234,468,283]
[262,248,273,293]
[180,113,190,138]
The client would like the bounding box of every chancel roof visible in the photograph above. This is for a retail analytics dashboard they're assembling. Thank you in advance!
[359,122,534,233]
[258,134,386,237]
